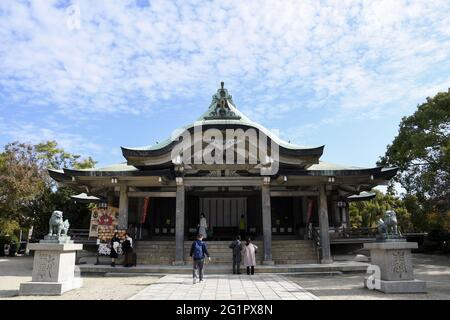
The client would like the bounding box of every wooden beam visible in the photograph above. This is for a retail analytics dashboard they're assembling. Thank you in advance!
[128,191,176,198]
[184,177,263,187]
[270,191,318,197]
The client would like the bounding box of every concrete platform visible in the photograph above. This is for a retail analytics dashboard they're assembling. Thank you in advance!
[79,261,369,276]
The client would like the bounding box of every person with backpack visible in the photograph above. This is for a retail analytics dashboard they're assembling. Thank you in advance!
[190,234,210,284]
[229,235,243,274]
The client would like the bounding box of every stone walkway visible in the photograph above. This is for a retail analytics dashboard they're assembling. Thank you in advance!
[130,274,319,300]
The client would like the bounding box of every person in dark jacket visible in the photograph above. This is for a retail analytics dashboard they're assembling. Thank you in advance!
[110,232,120,267]
[229,235,242,274]
[190,234,210,284]
[122,233,134,267]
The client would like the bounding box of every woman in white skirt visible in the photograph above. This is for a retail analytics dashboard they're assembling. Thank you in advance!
[242,237,258,275]
[198,213,208,240]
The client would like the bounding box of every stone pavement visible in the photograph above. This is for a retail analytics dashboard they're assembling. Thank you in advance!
[130,274,319,300]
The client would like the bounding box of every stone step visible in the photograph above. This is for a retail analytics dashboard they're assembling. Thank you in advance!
[135,240,318,264]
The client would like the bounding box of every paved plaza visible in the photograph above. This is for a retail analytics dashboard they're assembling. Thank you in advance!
[1,254,449,300]
[130,274,319,300]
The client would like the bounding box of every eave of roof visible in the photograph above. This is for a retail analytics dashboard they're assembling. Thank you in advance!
[347,191,377,202]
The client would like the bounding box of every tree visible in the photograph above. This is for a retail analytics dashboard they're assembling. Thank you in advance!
[0,142,46,230]
[378,90,450,218]
[0,141,96,239]
[349,189,412,233]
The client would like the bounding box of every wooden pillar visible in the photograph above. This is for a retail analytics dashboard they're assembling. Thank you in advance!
[107,190,115,207]
[319,185,333,264]
[261,178,274,264]
[174,178,185,265]
[342,205,349,228]
[118,184,129,230]
[334,201,341,226]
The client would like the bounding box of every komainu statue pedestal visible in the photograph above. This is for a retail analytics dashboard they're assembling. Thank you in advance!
[19,240,83,296]
[364,241,426,293]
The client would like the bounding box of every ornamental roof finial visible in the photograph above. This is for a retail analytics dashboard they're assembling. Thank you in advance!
[221,81,224,89]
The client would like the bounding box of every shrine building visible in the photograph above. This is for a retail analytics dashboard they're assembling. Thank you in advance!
[49,83,397,265]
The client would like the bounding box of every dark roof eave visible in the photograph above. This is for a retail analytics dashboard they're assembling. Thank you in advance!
[278,166,383,177]
[48,169,72,183]
[122,144,324,159]
[375,167,399,180]
[347,192,377,202]
[62,168,175,179]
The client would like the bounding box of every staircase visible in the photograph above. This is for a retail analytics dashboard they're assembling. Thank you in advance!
[135,240,318,265]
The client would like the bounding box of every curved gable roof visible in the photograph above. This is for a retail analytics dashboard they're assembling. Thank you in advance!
[122,83,324,159]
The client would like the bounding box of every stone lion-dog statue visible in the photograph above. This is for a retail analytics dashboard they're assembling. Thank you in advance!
[377,210,400,238]
[48,210,70,237]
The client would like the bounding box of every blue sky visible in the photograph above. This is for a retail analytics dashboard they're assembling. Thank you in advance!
[1,0,450,172]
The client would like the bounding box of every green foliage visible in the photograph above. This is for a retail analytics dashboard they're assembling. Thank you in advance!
[26,186,92,239]
[378,90,450,215]
[35,140,97,170]
[0,142,46,226]
[0,140,96,238]
[349,189,412,233]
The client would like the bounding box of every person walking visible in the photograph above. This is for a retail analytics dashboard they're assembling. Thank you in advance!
[242,237,258,275]
[110,232,120,267]
[122,233,134,267]
[190,234,210,284]
[198,213,208,240]
[229,235,242,274]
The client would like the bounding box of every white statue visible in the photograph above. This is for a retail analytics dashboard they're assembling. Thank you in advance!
[48,210,70,237]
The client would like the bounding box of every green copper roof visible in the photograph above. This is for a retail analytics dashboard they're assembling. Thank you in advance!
[123,83,315,152]
[64,163,138,173]
[307,161,364,171]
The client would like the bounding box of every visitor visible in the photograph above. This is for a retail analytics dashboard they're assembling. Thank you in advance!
[242,237,258,275]
[122,233,134,267]
[110,232,120,267]
[190,234,210,284]
[229,235,242,274]
[8,241,17,257]
[198,213,208,240]
[239,214,246,239]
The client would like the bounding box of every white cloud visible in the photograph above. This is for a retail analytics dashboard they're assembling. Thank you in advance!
[0,0,449,149]
[0,117,105,159]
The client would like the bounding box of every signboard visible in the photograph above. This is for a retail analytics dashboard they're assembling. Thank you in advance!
[89,206,120,241]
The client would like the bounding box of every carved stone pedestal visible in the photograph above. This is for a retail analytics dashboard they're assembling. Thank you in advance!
[364,241,426,293]
[19,242,83,296]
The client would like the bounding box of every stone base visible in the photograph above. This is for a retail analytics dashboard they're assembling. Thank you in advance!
[19,278,82,296]
[41,235,73,244]
[321,258,333,264]
[366,279,427,294]
[262,260,275,265]
[20,242,83,296]
[172,260,186,266]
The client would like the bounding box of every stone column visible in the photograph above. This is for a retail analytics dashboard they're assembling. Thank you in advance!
[118,184,129,230]
[318,184,333,264]
[261,178,274,264]
[174,177,185,265]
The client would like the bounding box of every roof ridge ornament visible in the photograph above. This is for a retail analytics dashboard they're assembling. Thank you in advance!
[204,82,241,120]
